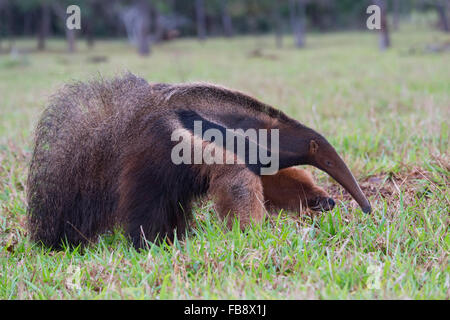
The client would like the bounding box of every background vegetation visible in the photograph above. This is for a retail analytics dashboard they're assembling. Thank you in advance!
[0,0,449,299]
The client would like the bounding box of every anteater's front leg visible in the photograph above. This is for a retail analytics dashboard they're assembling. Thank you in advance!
[207,165,265,229]
[261,167,335,213]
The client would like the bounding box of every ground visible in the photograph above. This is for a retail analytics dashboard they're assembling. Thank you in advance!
[0,28,448,299]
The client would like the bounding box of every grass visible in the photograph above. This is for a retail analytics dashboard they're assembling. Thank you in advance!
[0,28,449,299]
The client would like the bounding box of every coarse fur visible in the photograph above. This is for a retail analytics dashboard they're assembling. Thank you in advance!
[27,73,369,249]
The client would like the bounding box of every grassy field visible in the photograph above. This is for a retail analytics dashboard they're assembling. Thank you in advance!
[0,29,449,299]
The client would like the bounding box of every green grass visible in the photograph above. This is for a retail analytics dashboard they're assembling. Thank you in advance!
[0,29,449,299]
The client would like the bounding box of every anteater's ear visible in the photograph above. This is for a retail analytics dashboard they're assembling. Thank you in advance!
[309,140,319,154]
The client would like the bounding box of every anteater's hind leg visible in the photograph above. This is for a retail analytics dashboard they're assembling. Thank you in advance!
[123,191,192,249]
[207,165,265,229]
[118,152,200,249]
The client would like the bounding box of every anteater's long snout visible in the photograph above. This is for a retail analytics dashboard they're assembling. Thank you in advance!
[326,162,372,214]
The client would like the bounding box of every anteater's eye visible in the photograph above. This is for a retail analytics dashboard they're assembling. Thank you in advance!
[325,160,333,167]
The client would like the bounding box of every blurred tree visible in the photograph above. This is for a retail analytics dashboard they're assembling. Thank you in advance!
[37,0,51,50]
[374,0,391,50]
[392,0,400,30]
[0,0,4,52]
[0,0,5,52]
[2,0,14,52]
[0,0,443,49]
[435,0,449,31]
[121,0,152,56]
[196,0,207,40]
[273,0,283,48]
[83,0,98,48]
[137,0,151,55]
[220,0,233,37]
[52,0,78,53]
[289,0,306,48]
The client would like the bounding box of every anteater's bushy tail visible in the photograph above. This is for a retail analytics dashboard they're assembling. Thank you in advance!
[26,73,150,248]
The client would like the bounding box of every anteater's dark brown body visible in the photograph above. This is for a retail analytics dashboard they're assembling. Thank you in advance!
[27,74,370,249]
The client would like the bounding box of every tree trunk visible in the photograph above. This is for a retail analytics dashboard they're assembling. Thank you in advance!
[392,0,399,31]
[195,0,206,40]
[86,27,95,48]
[85,0,102,48]
[274,0,283,48]
[375,0,390,50]
[289,0,306,48]
[5,0,14,53]
[379,0,391,49]
[436,1,449,32]
[66,28,76,53]
[153,5,165,43]
[52,2,78,53]
[85,16,95,48]
[37,3,51,51]
[0,0,4,53]
[137,0,151,56]
[220,0,233,37]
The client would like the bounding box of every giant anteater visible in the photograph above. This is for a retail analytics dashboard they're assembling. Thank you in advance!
[27,73,371,248]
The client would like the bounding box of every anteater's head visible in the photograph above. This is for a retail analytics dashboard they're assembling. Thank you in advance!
[305,138,372,214]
